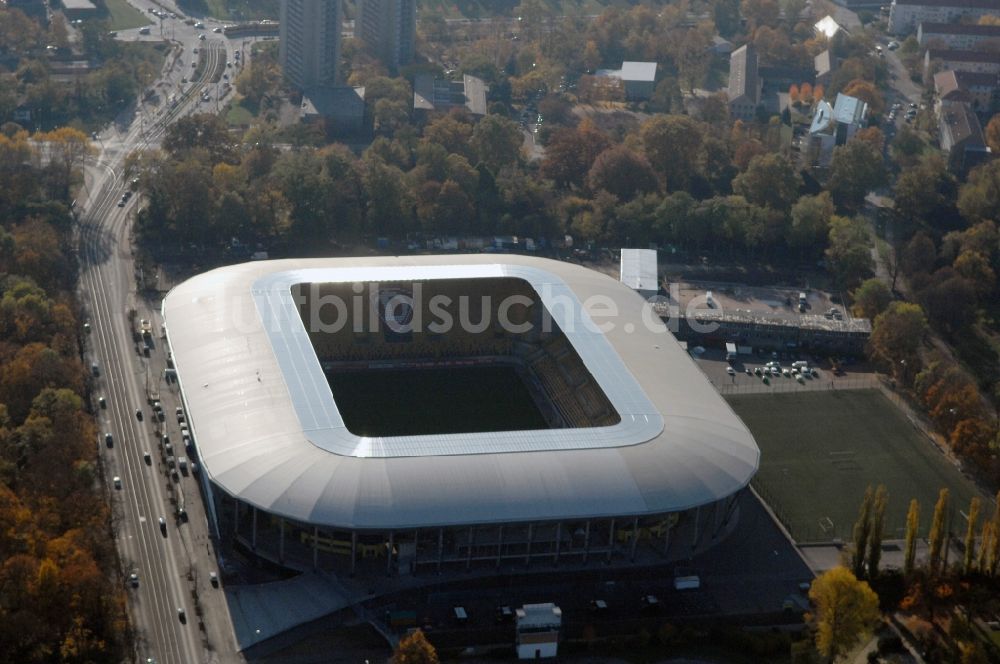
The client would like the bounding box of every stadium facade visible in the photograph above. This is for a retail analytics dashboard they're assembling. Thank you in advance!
[163,256,759,576]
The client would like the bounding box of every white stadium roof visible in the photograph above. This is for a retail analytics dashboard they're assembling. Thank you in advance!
[162,256,759,530]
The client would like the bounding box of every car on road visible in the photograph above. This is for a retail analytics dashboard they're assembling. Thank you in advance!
[91,362,100,376]
[143,451,151,464]
[135,408,143,421]
[129,572,139,587]
[726,366,736,376]
[138,27,151,35]
[213,26,222,33]
[209,571,219,587]
[193,21,204,28]
[98,396,106,409]
[887,40,899,50]
[105,433,113,447]
[177,607,186,623]
[158,517,167,534]
[198,34,206,40]
[113,476,121,489]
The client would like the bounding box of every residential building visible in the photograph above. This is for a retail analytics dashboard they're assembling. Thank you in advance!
[413,74,488,116]
[61,0,96,19]
[595,61,657,101]
[814,50,837,87]
[710,35,734,56]
[889,0,1000,36]
[728,44,761,121]
[933,69,999,113]
[924,48,1000,78]
[279,0,341,90]
[917,21,1000,50]
[300,86,366,134]
[814,15,848,39]
[515,604,562,659]
[809,93,868,166]
[359,0,415,73]
[938,100,991,173]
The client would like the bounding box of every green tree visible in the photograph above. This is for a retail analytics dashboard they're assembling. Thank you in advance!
[732,153,800,211]
[808,567,880,663]
[958,160,1000,223]
[825,215,872,288]
[929,488,950,575]
[713,0,741,37]
[827,139,887,212]
[867,485,887,578]
[904,499,920,576]
[393,629,439,664]
[851,278,891,320]
[789,192,834,255]
[894,154,961,233]
[963,496,981,575]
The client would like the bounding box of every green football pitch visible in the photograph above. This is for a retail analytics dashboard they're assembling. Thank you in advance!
[727,389,988,543]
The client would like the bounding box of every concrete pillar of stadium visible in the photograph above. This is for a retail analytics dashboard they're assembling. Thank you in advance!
[313,526,319,569]
[629,516,639,561]
[583,521,591,564]
[251,506,257,551]
[279,518,285,563]
[553,523,561,565]
[663,519,673,556]
[606,518,615,564]
[351,531,357,576]
[691,506,701,548]
[466,527,474,570]
[525,523,533,566]
[496,526,504,568]
[437,528,444,574]
[387,532,394,577]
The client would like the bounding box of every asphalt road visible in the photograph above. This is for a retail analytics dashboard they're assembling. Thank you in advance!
[77,1,244,661]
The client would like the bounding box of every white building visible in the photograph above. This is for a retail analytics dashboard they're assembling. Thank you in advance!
[809,93,869,166]
[595,61,658,101]
[620,248,658,300]
[888,0,999,36]
[917,21,1000,50]
[515,603,562,659]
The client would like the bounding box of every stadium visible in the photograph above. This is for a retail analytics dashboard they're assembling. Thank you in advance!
[162,255,760,577]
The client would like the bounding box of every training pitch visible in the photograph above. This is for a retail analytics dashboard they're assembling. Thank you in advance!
[727,389,986,543]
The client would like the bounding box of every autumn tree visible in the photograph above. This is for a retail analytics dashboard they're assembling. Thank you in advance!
[985,115,1000,154]
[904,499,919,576]
[851,486,875,579]
[963,496,981,575]
[958,160,1000,223]
[808,567,880,662]
[868,302,927,382]
[788,83,800,103]
[851,278,891,320]
[867,485,887,578]
[732,153,801,211]
[640,115,705,192]
[827,139,887,212]
[470,115,523,173]
[540,121,610,190]
[393,629,438,664]
[841,79,885,115]
[929,488,950,575]
[587,146,658,200]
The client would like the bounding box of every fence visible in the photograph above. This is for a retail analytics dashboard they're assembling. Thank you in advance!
[716,374,881,396]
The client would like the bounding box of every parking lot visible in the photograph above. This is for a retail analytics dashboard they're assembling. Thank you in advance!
[692,348,878,394]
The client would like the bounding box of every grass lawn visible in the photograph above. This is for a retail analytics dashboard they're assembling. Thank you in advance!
[104,0,152,31]
[727,389,987,543]
[225,100,254,126]
[203,0,278,20]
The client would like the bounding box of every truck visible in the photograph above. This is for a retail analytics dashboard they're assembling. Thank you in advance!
[725,343,737,363]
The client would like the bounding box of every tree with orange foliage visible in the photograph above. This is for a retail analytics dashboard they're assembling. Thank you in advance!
[393,629,439,664]
[799,82,813,104]
[985,115,1000,155]
[813,84,825,102]
[842,79,885,115]
[789,83,800,103]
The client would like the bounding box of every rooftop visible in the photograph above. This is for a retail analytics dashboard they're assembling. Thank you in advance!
[926,48,1000,64]
[413,74,488,115]
[939,99,988,150]
[728,43,759,102]
[895,0,998,7]
[300,86,365,120]
[919,21,1000,36]
[162,256,759,530]
[619,248,658,293]
[814,15,847,39]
